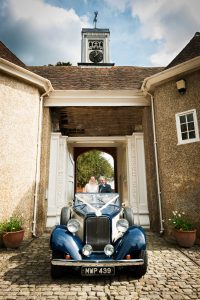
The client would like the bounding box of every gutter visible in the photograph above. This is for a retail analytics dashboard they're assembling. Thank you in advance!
[32,85,53,237]
[141,55,200,92]
[141,83,164,234]
[0,58,51,92]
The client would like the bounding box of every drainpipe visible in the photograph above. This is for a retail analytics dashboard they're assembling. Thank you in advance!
[142,88,164,234]
[32,86,52,237]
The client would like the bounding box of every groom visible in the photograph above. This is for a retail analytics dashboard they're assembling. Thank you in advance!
[99,176,112,193]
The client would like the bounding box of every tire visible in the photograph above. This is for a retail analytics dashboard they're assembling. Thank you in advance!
[123,207,134,226]
[129,250,148,279]
[51,251,64,279]
[60,207,71,225]
[51,264,64,279]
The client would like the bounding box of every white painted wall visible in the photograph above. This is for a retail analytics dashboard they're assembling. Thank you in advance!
[46,133,68,227]
[66,143,74,204]
[127,134,150,227]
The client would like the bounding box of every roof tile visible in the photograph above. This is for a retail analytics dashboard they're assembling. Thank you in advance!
[0,41,26,68]
[165,32,200,69]
[28,66,163,90]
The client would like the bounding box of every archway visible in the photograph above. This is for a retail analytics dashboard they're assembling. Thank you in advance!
[74,147,117,193]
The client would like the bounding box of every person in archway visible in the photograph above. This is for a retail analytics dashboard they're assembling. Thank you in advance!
[99,176,112,193]
[84,176,99,193]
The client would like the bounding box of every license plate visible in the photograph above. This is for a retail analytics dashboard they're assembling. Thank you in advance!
[81,266,115,276]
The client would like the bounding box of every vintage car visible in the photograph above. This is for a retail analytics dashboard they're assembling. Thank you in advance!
[50,193,147,278]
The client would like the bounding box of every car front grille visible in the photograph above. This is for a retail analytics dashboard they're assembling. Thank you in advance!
[85,216,111,251]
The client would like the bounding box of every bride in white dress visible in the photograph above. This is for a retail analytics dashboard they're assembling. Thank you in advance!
[84,176,99,193]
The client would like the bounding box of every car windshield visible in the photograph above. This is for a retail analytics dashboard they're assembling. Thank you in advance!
[74,193,121,217]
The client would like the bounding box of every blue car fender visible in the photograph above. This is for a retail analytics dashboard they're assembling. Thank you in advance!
[50,225,83,260]
[114,226,146,260]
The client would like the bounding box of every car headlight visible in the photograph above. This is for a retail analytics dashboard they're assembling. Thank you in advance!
[82,244,93,257]
[116,219,129,233]
[104,244,114,256]
[67,219,80,233]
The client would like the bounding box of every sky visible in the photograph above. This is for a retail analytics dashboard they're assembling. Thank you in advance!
[0,0,200,67]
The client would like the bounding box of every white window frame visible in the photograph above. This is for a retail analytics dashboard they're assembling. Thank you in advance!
[175,109,200,145]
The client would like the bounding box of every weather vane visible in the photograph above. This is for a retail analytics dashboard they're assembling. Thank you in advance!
[93,11,98,28]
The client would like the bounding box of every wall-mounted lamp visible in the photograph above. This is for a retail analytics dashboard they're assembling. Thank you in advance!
[176,79,186,95]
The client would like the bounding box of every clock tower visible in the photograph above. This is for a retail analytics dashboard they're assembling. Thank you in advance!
[78,12,114,67]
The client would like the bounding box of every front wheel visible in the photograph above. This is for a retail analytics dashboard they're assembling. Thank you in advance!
[51,264,64,279]
[129,250,148,279]
[51,251,64,279]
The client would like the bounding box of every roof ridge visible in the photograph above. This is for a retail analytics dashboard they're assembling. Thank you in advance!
[28,65,163,69]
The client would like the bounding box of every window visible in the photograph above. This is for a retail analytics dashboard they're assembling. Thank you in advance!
[175,109,200,144]
[88,40,103,50]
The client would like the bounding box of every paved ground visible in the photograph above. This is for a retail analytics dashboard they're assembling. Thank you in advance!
[0,232,200,300]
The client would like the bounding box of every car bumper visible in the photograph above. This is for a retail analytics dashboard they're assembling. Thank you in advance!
[51,258,144,267]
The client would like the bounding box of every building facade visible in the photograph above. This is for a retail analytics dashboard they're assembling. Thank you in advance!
[0,30,200,241]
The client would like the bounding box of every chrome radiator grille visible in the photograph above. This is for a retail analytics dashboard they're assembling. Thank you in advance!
[85,216,111,251]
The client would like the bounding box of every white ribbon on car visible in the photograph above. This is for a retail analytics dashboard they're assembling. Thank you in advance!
[75,194,99,214]
[75,194,119,217]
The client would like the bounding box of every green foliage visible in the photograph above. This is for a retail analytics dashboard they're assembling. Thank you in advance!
[0,216,23,233]
[55,61,72,66]
[47,62,72,66]
[76,150,114,187]
[168,211,193,231]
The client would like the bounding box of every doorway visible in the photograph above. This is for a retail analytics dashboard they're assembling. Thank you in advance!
[74,147,116,193]
[46,133,150,228]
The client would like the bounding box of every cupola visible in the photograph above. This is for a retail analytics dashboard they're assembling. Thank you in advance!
[78,12,114,67]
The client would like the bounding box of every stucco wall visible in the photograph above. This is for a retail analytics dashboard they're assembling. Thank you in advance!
[154,70,200,238]
[0,73,41,238]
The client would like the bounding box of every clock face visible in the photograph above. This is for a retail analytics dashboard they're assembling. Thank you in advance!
[89,50,103,63]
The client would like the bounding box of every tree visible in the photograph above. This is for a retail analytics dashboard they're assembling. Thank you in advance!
[47,62,72,66]
[76,150,114,187]
[55,61,72,66]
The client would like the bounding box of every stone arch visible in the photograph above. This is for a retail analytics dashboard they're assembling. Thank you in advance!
[74,147,118,192]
